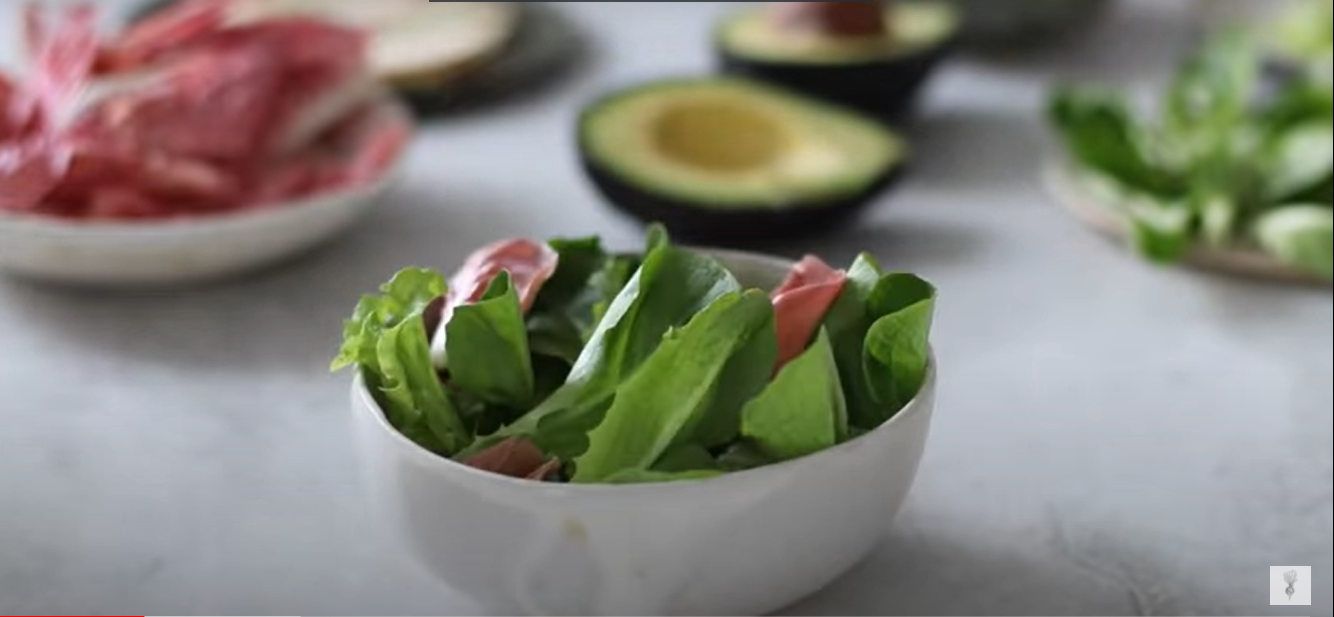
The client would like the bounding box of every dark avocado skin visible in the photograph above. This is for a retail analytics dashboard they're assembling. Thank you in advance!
[580,152,906,247]
[717,39,956,124]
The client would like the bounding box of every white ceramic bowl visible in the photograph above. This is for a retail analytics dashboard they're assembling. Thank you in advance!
[0,99,411,287]
[349,249,938,616]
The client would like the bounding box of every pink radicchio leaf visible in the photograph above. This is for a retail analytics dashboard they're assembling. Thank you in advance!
[770,255,847,371]
[462,437,562,482]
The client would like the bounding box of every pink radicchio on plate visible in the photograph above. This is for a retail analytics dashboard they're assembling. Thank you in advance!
[429,238,561,368]
[22,2,100,128]
[0,134,71,211]
[2,2,407,221]
[771,255,847,371]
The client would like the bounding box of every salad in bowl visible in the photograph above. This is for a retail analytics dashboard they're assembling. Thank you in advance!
[335,225,939,614]
[334,225,936,483]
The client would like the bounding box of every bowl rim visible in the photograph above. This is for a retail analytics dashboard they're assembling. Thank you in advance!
[350,247,938,497]
[0,95,413,237]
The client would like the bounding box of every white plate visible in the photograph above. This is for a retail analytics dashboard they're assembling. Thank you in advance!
[0,98,413,288]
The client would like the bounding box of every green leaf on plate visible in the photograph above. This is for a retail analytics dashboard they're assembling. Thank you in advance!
[1253,204,1334,280]
[740,328,846,462]
[1123,194,1196,263]
[1165,29,1256,139]
[1048,87,1179,196]
[1265,122,1334,202]
[1198,193,1239,247]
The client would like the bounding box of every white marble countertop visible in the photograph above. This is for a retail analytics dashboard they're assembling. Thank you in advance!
[2,1,1330,615]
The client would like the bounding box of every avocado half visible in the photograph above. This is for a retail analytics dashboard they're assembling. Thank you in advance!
[716,1,960,123]
[577,77,908,245]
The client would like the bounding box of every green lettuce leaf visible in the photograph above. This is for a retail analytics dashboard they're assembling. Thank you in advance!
[526,314,586,367]
[1198,193,1238,248]
[464,234,740,461]
[1051,26,1333,272]
[530,354,573,410]
[1048,88,1179,196]
[862,276,937,424]
[1266,0,1334,64]
[526,236,610,365]
[690,306,777,449]
[332,268,447,376]
[445,271,535,410]
[653,443,720,473]
[533,237,609,312]
[740,328,846,462]
[716,440,774,472]
[1265,122,1334,203]
[332,268,468,454]
[1254,204,1334,280]
[1165,30,1256,141]
[590,253,643,328]
[572,290,774,483]
[377,318,469,454]
[1124,194,1196,263]
[867,272,937,320]
[821,253,885,432]
[1261,75,1334,134]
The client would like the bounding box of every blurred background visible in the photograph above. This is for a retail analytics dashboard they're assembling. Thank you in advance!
[2,1,1331,615]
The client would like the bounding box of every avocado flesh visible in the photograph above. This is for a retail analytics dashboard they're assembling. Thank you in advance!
[579,78,907,243]
[580,78,904,210]
[719,1,959,65]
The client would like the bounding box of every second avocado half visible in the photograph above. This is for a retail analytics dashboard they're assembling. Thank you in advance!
[716,1,960,122]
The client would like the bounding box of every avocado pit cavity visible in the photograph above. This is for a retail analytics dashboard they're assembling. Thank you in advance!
[653,102,788,173]
[770,1,889,39]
